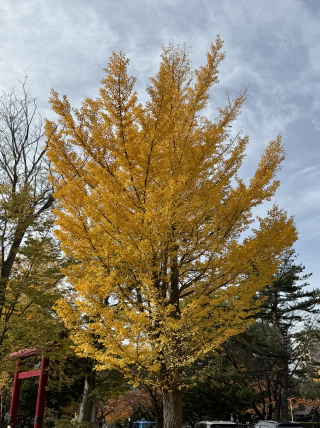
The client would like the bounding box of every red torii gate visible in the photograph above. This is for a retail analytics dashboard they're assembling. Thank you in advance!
[9,347,49,428]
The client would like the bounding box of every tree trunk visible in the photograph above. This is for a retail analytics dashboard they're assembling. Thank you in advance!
[163,386,182,428]
[147,386,163,428]
[156,411,164,428]
[280,366,289,421]
[267,403,273,420]
[78,370,96,423]
[267,377,273,420]
[275,386,281,421]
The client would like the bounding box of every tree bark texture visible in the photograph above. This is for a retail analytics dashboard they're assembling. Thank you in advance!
[163,387,182,428]
[280,365,289,421]
[147,386,163,428]
[78,371,96,423]
[275,385,281,421]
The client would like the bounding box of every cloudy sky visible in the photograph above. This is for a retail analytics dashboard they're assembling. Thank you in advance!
[1,0,319,289]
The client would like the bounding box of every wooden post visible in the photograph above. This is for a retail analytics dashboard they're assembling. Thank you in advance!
[34,357,49,428]
[9,360,22,428]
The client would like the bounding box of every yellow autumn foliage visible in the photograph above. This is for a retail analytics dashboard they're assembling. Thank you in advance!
[45,39,297,392]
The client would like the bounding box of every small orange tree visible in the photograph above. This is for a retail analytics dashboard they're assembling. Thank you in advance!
[100,387,157,424]
[45,38,297,428]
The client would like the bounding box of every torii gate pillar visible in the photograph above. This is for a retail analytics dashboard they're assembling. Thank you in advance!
[9,348,49,428]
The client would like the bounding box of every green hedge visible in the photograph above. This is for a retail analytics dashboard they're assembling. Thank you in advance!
[55,420,96,428]
[78,422,96,428]
[55,420,74,428]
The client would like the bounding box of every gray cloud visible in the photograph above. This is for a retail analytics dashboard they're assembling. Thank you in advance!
[0,0,319,287]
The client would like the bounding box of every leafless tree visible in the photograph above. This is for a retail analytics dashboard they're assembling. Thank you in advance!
[0,78,55,337]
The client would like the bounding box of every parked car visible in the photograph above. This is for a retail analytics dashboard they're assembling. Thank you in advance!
[254,421,303,428]
[236,425,253,428]
[132,419,156,428]
[195,421,237,428]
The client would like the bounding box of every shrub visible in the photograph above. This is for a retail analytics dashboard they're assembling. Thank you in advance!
[78,422,96,428]
[55,419,74,428]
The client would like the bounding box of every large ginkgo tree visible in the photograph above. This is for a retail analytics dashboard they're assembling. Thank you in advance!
[45,38,297,428]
